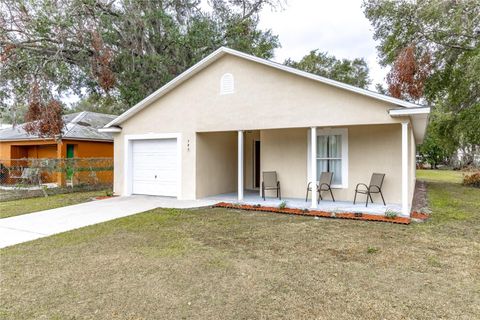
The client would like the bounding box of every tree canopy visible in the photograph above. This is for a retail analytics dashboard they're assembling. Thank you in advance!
[0,0,282,131]
[363,0,480,165]
[284,50,371,89]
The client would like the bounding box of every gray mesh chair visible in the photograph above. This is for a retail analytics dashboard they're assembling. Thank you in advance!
[262,171,281,200]
[353,173,386,207]
[305,172,335,203]
[318,172,335,203]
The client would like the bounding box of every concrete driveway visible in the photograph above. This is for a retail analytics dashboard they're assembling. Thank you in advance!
[0,196,216,249]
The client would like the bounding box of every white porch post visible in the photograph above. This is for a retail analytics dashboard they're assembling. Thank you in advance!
[238,130,244,201]
[401,122,409,216]
[310,127,317,208]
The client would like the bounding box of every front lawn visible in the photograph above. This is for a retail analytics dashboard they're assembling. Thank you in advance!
[0,190,110,219]
[0,171,479,319]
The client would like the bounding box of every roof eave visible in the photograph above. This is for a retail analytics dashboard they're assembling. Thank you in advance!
[98,126,122,133]
[389,107,430,144]
[389,107,431,117]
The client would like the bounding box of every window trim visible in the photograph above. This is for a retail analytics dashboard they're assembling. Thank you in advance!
[307,128,348,189]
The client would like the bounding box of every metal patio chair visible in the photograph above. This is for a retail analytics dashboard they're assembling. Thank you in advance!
[262,171,281,200]
[305,172,335,203]
[353,173,386,207]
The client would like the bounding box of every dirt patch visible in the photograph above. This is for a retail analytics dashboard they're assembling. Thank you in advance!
[411,180,431,221]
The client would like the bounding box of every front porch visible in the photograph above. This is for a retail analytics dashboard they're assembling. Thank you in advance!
[196,123,412,217]
[204,190,402,216]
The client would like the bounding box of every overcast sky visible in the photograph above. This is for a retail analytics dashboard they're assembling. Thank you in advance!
[257,0,388,89]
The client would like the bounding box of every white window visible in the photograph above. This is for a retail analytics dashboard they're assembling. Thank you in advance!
[220,73,234,94]
[308,128,348,188]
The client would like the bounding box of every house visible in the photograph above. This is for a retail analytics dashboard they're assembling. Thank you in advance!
[0,111,116,184]
[100,47,430,216]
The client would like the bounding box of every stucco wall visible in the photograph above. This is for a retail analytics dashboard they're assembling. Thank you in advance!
[347,124,402,204]
[112,54,412,201]
[259,124,403,204]
[59,140,113,158]
[0,140,58,160]
[196,132,237,198]
[260,128,308,199]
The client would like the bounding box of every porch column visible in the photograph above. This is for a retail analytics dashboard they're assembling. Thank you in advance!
[238,130,244,201]
[310,127,317,208]
[401,122,409,216]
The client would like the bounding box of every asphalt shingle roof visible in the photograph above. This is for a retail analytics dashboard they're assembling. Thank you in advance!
[0,111,117,141]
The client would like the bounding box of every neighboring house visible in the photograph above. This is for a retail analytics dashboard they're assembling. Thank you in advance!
[100,47,430,216]
[0,111,116,184]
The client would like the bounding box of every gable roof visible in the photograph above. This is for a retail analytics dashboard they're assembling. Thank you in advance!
[104,47,427,128]
[0,111,117,142]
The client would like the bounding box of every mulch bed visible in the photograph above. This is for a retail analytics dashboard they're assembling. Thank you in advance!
[214,202,411,225]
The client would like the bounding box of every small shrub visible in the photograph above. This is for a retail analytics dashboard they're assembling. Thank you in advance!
[463,172,480,188]
[367,246,379,254]
[385,209,399,219]
[278,201,287,209]
[253,204,261,208]
[105,190,114,197]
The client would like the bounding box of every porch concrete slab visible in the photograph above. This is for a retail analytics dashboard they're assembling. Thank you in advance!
[0,195,217,249]
[204,191,402,215]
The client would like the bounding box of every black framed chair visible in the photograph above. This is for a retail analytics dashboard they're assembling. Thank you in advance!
[262,171,281,200]
[306,172,335,203]
[353,173,386,207]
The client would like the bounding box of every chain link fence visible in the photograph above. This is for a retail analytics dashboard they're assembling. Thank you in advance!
[0,158,113,201]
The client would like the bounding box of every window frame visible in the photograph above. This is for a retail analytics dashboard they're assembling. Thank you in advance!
[307,128,348,189]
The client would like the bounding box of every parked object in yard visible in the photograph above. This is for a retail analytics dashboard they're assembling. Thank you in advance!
[262,171,281,200]
[353,173,386,207]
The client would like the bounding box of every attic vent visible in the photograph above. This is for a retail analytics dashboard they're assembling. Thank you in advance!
[220,73,234,94]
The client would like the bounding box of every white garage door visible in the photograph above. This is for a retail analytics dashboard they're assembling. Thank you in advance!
[132,139,178,196]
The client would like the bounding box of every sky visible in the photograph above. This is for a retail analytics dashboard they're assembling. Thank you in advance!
[257,0,388,89]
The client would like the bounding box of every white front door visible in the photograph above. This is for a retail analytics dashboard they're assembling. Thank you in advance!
[131,139,178,196]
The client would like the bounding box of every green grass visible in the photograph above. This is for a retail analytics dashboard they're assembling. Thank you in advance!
[417,169,480,224]
[416,169,463,183]
[0,170,479,319]
[0,190,110,219]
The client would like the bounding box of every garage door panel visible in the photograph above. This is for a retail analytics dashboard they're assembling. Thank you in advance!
[131,138,178,197]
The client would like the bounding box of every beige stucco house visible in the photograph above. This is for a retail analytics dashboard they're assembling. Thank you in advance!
[100,47,430,216]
